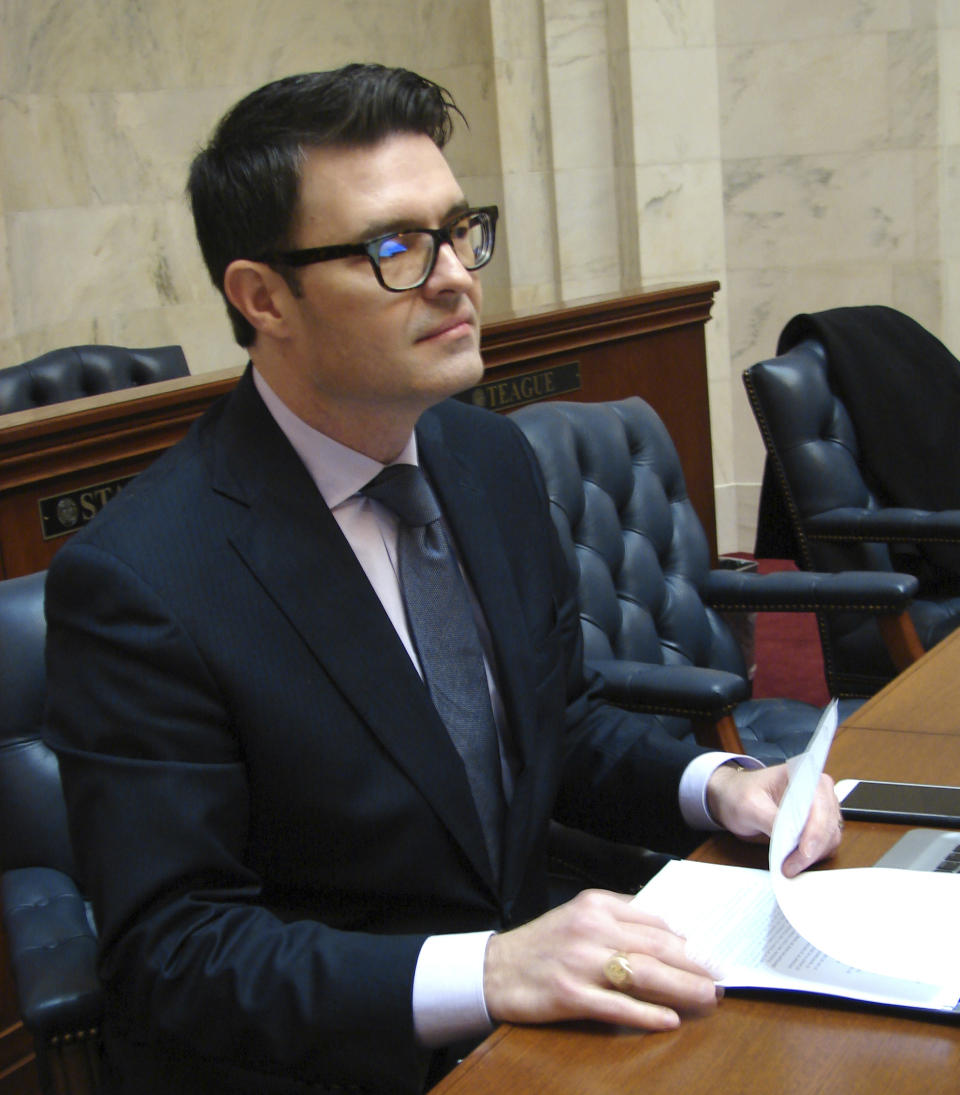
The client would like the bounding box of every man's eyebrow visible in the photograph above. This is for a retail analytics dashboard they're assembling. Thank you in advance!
[355,199,471,242]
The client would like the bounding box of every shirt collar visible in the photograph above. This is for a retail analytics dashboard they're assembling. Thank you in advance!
[251,367,418,510]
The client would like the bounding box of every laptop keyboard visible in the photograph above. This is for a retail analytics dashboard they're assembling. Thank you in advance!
[934,843,960,872]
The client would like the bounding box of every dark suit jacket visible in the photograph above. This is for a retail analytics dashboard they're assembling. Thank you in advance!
[44,368,705,1094]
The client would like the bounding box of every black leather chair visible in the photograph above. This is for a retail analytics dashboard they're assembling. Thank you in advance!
[0,570,102,1095]
[745,330,960,696]
[0,344,189,414]
[510,397,921,763]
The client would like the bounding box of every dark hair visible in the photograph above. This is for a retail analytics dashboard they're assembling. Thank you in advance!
[187,64,464,347]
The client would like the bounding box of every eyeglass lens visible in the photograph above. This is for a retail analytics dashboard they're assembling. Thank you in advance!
[375,211,493,290]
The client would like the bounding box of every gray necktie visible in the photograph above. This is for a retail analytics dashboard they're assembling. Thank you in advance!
[363,463,504,879]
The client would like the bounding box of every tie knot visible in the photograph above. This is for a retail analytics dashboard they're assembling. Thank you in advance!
[362,464,441,527]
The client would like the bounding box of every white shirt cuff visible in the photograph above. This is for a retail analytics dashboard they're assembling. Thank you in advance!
[412,931,495,1048]
[678,751,764,830]
[410,755,766,1046]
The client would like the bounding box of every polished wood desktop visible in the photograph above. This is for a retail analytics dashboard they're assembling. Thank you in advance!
[431,629,960,1095]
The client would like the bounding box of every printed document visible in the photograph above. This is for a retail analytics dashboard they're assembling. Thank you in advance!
[632,702,960,1012]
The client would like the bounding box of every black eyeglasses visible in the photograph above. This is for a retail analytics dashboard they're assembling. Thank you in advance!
[260,205,499,292]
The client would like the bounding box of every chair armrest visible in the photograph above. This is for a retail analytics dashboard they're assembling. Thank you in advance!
[587,659,750,720]
[804,507,960,544]
[1,867,102,1041]
[701,568,918,613]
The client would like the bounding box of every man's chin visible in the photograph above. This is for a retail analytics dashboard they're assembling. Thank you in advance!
[426,350,485,401]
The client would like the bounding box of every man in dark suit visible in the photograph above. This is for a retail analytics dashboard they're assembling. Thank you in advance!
[44,64,842,1094]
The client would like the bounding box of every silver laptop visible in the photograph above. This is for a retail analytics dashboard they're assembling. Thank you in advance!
[874,828,960,872]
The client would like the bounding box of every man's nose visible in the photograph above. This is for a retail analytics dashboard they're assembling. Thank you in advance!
[423,240,476,293]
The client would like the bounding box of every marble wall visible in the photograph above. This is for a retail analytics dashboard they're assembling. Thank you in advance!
[2,0,957,551]
[0,0,507,375]
[717,0,960,549]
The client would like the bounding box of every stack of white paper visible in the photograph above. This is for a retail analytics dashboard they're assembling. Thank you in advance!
[632,702,960,1013]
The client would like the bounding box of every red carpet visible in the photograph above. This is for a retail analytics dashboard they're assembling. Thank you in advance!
[748,558,830,707]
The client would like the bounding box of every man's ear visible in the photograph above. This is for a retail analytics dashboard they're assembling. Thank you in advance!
[223,260,295,340]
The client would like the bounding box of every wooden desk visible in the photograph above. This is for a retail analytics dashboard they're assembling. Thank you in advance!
[839,624,960,738]
[431,635,960,1095]
[0,283,718,581]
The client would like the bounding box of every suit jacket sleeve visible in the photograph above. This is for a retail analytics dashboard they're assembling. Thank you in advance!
[44,543,429,1094]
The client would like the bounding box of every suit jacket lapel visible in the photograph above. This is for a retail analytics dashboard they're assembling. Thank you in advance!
[209,373,498,889]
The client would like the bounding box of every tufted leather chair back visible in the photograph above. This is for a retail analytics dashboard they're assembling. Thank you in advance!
[0,571,103,1095]
[745,338,960,695]
[745,339,894,574]
[0,570,75,878]
[511,398,746,682]
[0,344,189,415]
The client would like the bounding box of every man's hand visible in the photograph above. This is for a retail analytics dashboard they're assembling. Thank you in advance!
[706,763,843,877]
[483,890,720,1030]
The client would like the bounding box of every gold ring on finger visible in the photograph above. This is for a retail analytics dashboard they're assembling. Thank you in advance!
[603,951,633,988]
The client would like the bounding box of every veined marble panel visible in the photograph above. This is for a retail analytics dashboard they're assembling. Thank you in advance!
[712,482,739,555]
[492,58,552,173]
[553,165,621,294]
[555,271,622,302]
[8,317,137,369]
[479,279,514,319]
[719,36,889,159]
[723,262,897,386]
[546,51,615,170]
[732,480,761,555]
[2,0,492,96]
[429,62,501,180]
[504,281,567,313]
[414,0,494,67]
[889,29,938,147]
[110,302,245,375]
[715,0,913,46]
[724,151,916,268]
[0,211,13,343]
[630,46,721,163]
[1,0,258,92]
[891,261,944,335]
[0,338,24,373]
[7,201,206,333]
[943,259,960,355]
[625,0,716,49]
[489,0,546,61]
[914,148,942,257]
[1,89,241,213]
[703,280,731,385]
[0,95,91,211]
[1,299,239,377]
[543,0,608,60]
[708,372,735,486]
[942,144,960,256]
[941,31,960,142]
[499,171,559,295]
[634,161,726,277]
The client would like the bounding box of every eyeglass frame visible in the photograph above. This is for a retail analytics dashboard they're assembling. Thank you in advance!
[256,204,499,292]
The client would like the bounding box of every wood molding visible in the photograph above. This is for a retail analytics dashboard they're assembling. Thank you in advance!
[0,282,718,579]
[480,281,719,366]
